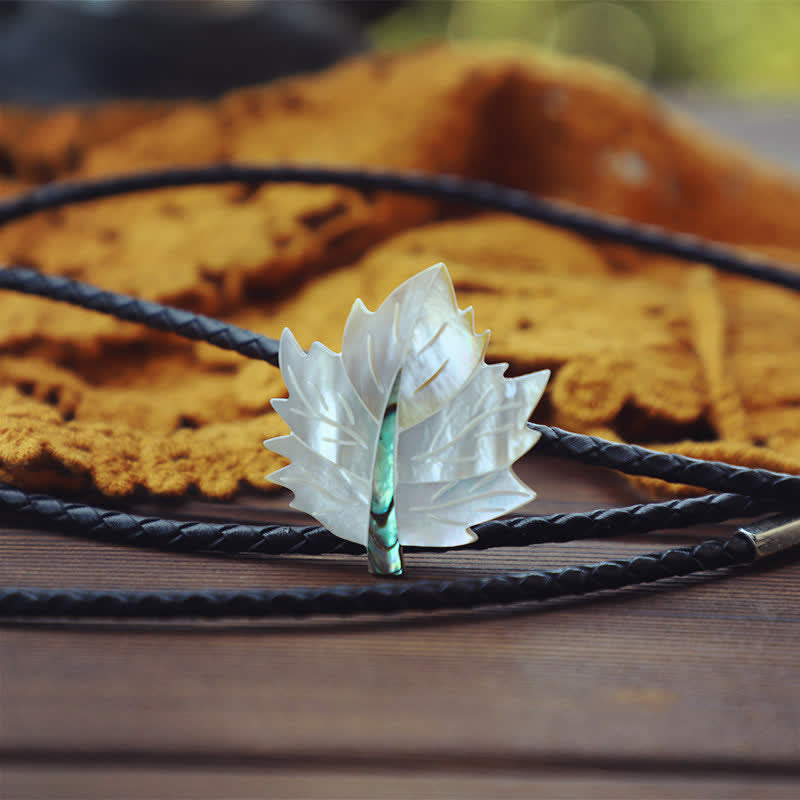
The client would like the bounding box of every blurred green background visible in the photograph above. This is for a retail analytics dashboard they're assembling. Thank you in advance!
[372,0,800,95]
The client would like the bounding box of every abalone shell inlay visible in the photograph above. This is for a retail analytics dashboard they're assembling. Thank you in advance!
[367,372,403,575]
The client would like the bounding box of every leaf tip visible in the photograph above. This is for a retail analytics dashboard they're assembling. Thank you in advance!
[278,327,306,366]
[350,296,371,315]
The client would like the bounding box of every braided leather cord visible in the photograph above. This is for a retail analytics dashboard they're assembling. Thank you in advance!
[0,164,797,618]
[0,267,279,366]
[531,425,800,502]
[1,165,799,291]
[0,536,756,618]
[0,480,775,556]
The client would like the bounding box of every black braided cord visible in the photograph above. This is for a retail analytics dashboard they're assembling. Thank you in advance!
[0,267,279,366]
[0,480,775,556]
[530,425,800,502]
[0,536,756,618]
[0,164,798,618]
[1,165,799,292]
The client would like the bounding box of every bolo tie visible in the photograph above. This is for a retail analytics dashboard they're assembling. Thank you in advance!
[0,165,799,619]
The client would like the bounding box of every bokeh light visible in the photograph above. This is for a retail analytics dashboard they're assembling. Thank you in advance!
[372,0,800,95]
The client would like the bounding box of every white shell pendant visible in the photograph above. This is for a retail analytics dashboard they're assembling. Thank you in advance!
[264,264,550,576]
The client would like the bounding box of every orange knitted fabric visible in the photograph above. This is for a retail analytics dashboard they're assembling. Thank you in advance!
[1,44,799,498]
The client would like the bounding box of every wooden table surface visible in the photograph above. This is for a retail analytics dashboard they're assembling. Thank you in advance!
[3,453,800,799]
[2,97,800,799]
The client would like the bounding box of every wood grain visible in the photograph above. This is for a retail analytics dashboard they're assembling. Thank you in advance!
[4,765,800,800]
[2,453,799,800]
[2,98,799,798]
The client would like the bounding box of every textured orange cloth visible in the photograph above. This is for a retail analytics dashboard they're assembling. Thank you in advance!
[1,44,799,498]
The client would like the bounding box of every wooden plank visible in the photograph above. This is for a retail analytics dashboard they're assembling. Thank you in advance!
[1,97,798,798]
[3,564,799,764]
[2,456,798,771]
[4,764,800,800]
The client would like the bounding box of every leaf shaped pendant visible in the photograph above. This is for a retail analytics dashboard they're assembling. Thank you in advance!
[264,264,550,576]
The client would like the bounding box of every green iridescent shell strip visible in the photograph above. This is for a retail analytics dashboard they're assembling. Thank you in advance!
[367,371,404,576]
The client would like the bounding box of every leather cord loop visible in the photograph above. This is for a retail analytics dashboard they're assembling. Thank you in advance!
[1,164,798,618]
